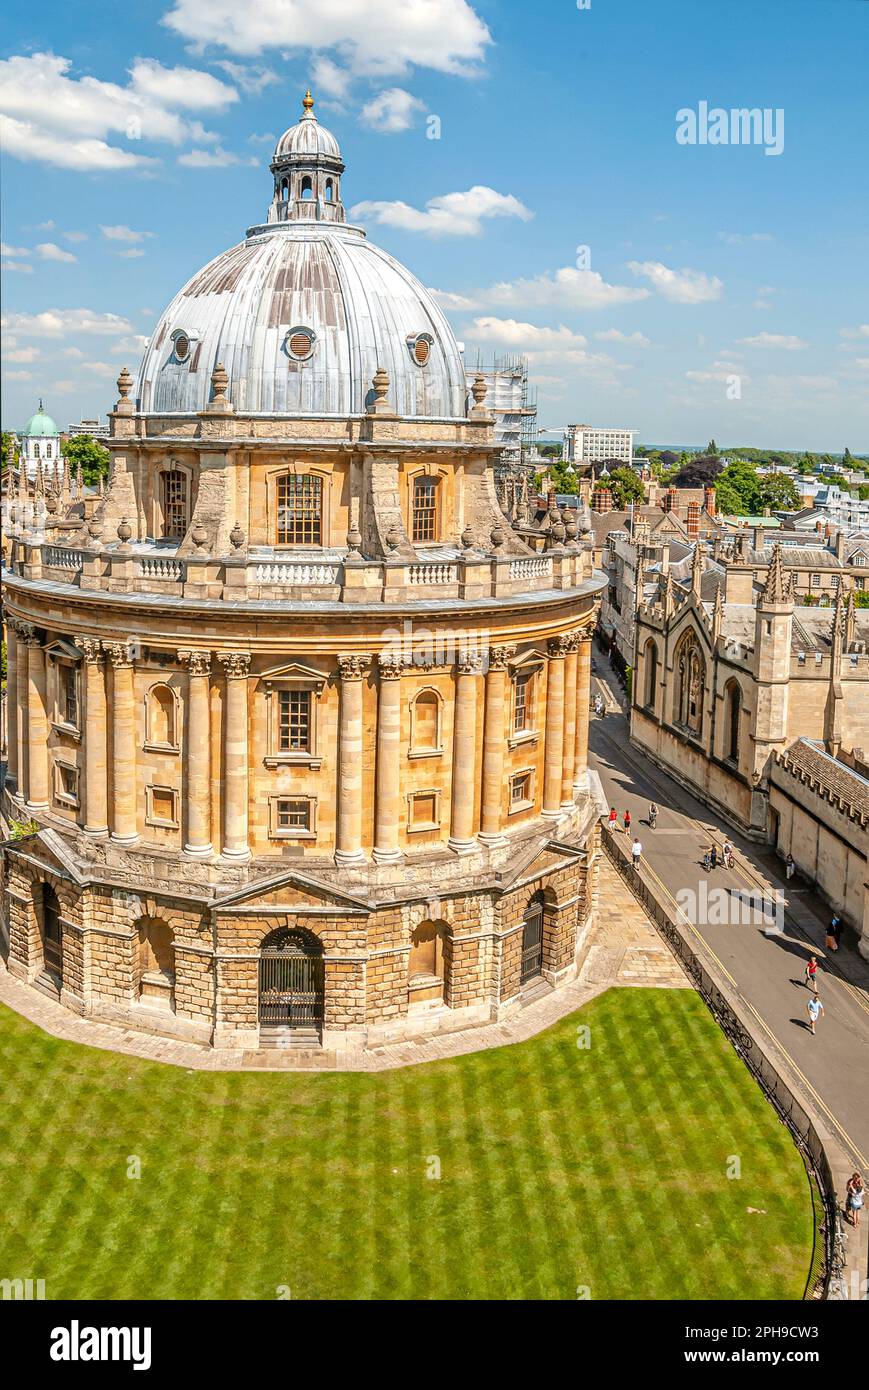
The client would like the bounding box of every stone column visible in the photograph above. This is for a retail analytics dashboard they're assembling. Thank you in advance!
[479,644,515,846]
[24,626,49,813]
[5,623,18,791]
[561,632,580,808]
[219,653,251,861]
[373,653,402,864]
[79,638,108,837]
[542,636,568,818]
[15,622,29,803]
[107,641,138,845]
[448,651,481,854]
[336,653,371,867]
[574,630,592,789]
[180,649,213,859]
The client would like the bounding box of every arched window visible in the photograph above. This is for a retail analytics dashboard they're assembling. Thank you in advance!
[276,473,322,545]
[146,684,177,749]
[725,681,741,763]
[161,469,189,539]
[301,175,313,200]
[644,639,658,711]
[520,893,545,985]
[410,689,441,754]
[281,178,289,200]
[324,179,333,202]
[137,918,175,1009]
[411,475,439,543]
[40,883,63,980]
[676,634,706,737]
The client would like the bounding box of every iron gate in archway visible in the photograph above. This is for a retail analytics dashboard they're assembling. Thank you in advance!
[258,928,325,1029]
[520,895,544,986]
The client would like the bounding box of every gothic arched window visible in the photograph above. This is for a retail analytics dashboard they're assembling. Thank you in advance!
[644,638,658,712]
[725,680,742,763]
[676,634,706,737]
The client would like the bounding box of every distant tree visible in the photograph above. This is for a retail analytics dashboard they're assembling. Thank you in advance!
[714,459,762,514]
[659,449,679,468]
[61,433,110,486]
[706,438,719,457]
[671,455,723,488]
[1,431,18,470]
[758,473,800,511]
[545,459,578,493]
[600,466,644,509]
[712,480,744,516]
[844,447,853,466]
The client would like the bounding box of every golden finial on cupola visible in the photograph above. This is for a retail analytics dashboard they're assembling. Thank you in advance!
[302,90,314,113]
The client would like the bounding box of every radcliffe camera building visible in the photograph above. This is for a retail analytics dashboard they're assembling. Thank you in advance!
[1,96,605,1049]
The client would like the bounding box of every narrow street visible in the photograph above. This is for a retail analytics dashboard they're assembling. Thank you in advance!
[589,661,869,1169]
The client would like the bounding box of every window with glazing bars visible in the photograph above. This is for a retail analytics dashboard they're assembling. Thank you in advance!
[277,800,311,831]
[513,671,532,733]
[412,476,438,542]
[276,474,322,545]
[162,470,188,539]
[60,664,78,727]
[278,690,311,751]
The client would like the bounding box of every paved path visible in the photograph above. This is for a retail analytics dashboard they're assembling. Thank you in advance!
[0,855,684,1073]
[589,660,869,1172]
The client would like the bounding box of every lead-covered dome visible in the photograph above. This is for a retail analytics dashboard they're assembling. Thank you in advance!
[274,90,341,160]
[135,93,468,420]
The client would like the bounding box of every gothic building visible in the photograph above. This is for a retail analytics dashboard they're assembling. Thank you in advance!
[1,96,605,1050]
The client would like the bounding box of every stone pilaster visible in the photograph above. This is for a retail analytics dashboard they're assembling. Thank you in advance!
[78,638,108,837]
[574,631,592,789]
[5,622,19,791]
[179,649,213,859]
[373,653,402,864]
[448,651,481,854]
[22,625,49,813]
[106,641,138,845]
[479,644,515,846]
[542,635,568,818]
[336,653,371,867]
[561,632,580,808]
[219,653,251,861]
[14,621,30,803]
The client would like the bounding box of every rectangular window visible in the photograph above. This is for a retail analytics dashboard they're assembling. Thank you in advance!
[513,670,532,733]
[162,470,188,539]
[57,663,78,728]
[412,476,438,543]
[55,763,79,807]
[510,771,532,808]
[811,573,820,587]
[276,799,311,832]
[278,690,311,752]
[276,474,322,545]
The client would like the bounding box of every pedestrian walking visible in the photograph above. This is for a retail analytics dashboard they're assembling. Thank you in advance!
[826,915,842,952]
[623,809,631,835]
[722,839,734,870]
[804,955,818,994]
[710,843,718,870]
[846,1173,864,1227]
[786,853,795,881]
[608,807,618,833]
[806,995,824,1034]
[631,837,643,869]
[703,847,713,872]
[648,802,658,829]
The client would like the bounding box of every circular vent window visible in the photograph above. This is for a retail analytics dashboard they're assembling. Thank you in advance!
[173,332,190,362]
[287,327,315,361]
[410,334,432,366]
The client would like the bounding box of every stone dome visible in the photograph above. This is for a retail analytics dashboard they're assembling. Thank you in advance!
[136,98,469,420]
[274,90,341,160]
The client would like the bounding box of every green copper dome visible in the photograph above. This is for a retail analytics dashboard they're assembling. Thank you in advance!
[21,399,60,437]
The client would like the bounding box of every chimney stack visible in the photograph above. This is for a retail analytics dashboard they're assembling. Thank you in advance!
[592,487,613,514]
[704,484,716,517]
[686,501,701,538]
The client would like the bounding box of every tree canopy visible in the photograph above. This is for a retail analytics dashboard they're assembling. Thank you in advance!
[671,455,723,488]
[61,434,110,486]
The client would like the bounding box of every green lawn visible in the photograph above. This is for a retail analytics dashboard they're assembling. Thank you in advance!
[0,988,813,1300]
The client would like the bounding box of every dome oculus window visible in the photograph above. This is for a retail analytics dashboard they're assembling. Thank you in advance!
[171,331,191,363]
[408,333,433,367]
[286,327,316,361]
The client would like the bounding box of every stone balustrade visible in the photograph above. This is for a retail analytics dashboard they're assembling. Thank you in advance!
[43,545,86,573]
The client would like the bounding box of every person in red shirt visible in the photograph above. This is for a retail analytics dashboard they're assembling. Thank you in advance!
[805,955,818,995]
[608,807,618,832]
[623,809,631,834]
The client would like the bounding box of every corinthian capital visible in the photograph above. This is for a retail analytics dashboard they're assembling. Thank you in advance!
[547,635,571,659]
[219,652,251,679]
[488,644,517,671]
[105,640,136,668]
[457,649,483,676]
[75,636,104,665]
[178,649,213,677]
[377,652,403,680]
[338,653,372,681]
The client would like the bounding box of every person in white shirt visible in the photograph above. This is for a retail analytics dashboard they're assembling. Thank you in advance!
[631,838,643,868]
[806,995,824,1034]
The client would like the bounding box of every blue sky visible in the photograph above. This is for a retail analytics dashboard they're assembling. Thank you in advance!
[2,0,867,449]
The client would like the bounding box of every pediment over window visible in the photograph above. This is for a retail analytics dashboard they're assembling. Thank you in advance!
[508,647,547,672]
[257,661,328,693]
[44,637,82,662]
[213,867,373,912]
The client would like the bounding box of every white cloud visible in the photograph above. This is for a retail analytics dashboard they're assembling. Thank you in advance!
[36,242,77,263]
[467,317,588,350]
[1,308,134,337]
[63,347,85,358]
[100,224,155,243]
[1,241,31,257]
[594,328,651,347]
[53,380,77,393]
[360,88,424,133]
[63,231,88,243]
[2,261,35,273]
[428,287,482,311]
[247,131,277,145]
[738,332,808,350]
[311,56,352,101]
[718,231,773,245]
[115,248,146,259]
[627,260,723,303]
[6,370,33,380]
[163,0,492,78]
[351,185,532,237]
[0,52,235,171]
[212,60,278,96]
[3,346,41,361]
[482,266,649,310]
[840,324,869,340]
[177,145,256,167]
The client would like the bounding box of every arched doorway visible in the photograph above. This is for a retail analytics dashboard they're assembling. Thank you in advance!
[259,927,325,1034]
[520,893,545,986]
[40,883,63,981]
